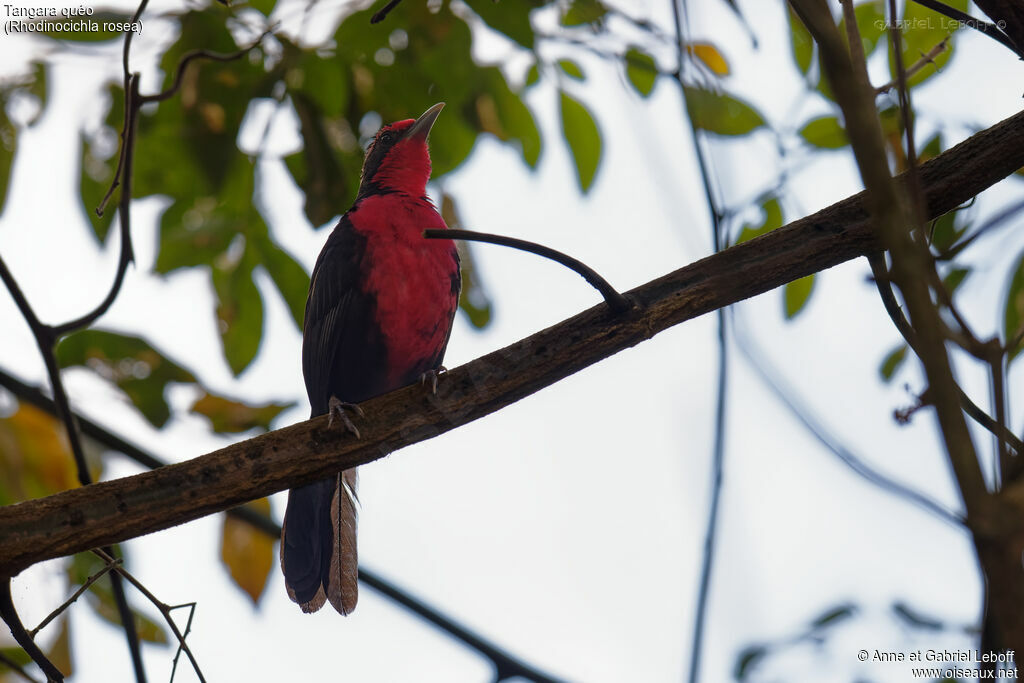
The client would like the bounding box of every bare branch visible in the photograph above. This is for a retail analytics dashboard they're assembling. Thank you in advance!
[423,229,631,313]
[92,550,205,683]
[874,38,950,95]
[2,104,1023,575]
[370,0,404,24]
[29,556,121,639]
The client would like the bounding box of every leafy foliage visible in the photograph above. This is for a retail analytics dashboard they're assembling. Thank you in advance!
[220,499,274,604]
[0,403,80,505]
[683,86,765,136]
[799,116,848,149]
[56,330,293,431]
[559,91,602,193]
[624,47,658,97]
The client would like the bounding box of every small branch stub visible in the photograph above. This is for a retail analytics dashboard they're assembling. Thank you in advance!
[424,228,633,313]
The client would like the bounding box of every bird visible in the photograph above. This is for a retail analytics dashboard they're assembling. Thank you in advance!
[280,102,460,615]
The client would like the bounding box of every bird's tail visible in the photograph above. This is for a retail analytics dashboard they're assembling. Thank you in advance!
[280,469,359,614]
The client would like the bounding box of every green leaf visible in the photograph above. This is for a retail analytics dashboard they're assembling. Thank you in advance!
[624,47,658,97]
[929,210,966,252]
[558,59,585,81]
[256,237,310,329]
[479,67,542,168]
[889,0,963,88]
[213,244,265,376]
[285,94,352,228]
[943,267,970,294]
[462,0,541,49]
[561,0,607,26]
[683,86,765,136]
[246,0,277,16]
[784,274,815,319]
[56,330,197,428]
[525,63,540,87]
[787,7,814,76]
[283,39,350,118]
[799,116,848,149]
[157,10,273,192]
[880,344,908,382]
[1004,248,1024,362]
[736,197,783,244]
[559,91,602,193]
[191,392,292,433]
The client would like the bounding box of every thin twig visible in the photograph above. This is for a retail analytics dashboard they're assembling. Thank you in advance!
[672,3,729,683]
[167,603,196,683]
[869,255,1023,456]
[94,71,134,217]
[54,74,139,336]
[874,37,950,95]
[422,229,631,313]
[138,30,275,105]
[91,550,206,683]
[370,0,403,24]
[30,556,122,638]
[937,196,1024,262]
[0,578,64,682]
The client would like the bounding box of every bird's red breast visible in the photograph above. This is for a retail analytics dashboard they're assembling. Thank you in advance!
[350,193,458,386]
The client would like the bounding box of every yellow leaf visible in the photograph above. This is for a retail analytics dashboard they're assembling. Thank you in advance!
[0,402,78,504]
[190,392,292,434]
[220,498,274,605]
[687,43,730,76]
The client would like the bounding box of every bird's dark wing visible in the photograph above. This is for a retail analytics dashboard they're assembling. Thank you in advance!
[285,214,382,614]
[301,215,388,414]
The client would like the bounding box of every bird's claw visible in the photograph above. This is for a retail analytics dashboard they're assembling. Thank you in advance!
[419,366,447,395]
[327,396,365,438]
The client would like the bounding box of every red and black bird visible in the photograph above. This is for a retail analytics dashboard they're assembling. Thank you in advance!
[281,103,460,614]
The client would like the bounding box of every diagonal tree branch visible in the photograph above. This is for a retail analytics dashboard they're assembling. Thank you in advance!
[0,367,563,683]
[1,106,1024,576]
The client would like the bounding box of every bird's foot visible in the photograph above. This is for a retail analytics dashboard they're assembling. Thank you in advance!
[327,396,365,438]
[419,366,447,395]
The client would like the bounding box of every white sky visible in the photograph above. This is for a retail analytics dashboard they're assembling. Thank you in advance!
[1,0,1023,681]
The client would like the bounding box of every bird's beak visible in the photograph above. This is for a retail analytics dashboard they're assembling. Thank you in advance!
[405,102,444,141]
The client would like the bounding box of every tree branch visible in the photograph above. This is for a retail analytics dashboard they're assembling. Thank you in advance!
[1,106,1024,575]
